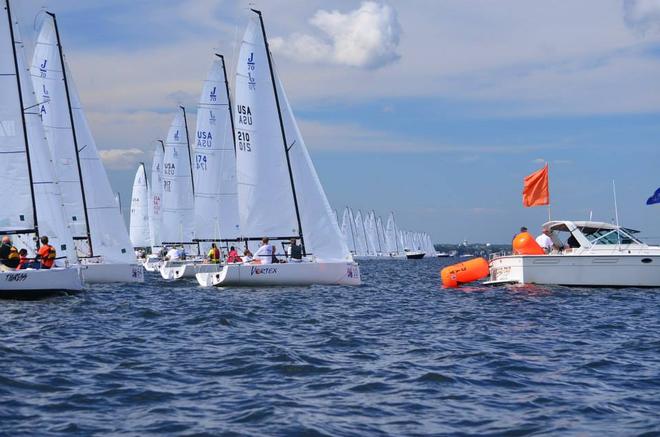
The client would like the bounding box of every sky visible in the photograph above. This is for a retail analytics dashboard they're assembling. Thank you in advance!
[11,0,660,244]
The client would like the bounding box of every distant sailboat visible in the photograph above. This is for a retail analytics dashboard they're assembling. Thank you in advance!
[129,163,150,249]
[164,54,241,280]
[143,141,164,272]
[196,10,359,286]
[31,12,141,283]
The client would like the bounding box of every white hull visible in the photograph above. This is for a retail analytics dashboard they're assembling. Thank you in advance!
[81,263,144,283]
[487,254,660,287]
[196,261,361,287]
[0,267,83,296]
[143,257,161,272]
[160,259,208,280]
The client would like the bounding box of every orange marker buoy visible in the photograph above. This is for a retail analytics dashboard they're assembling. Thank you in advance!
[512,232,545,255]
[441,257,490,288]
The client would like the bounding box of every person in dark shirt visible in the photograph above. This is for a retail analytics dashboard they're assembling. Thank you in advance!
[0,236,20,269]
[288,238,303,262]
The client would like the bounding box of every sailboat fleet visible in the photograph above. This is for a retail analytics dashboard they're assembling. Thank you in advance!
[130,10,363,287]
[340,208,436,259]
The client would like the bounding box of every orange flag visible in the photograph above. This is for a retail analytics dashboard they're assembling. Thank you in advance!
[523,164,549,207]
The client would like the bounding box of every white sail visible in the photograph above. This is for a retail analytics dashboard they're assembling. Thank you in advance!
[365,211,379,255]
[193,55,240,246]
[385,212,400,254]
[0,4,33,233]
[149,142,164,249]
[341,207,357,254]
[353,210,368,256]
[129,163,150,248]
[234,17,298,239]
[7,6,77,263]
[30,17,87,242]
[32,15,134,264]
[272,57,351,261]
[376,215,386,255]
[161,109,195,245]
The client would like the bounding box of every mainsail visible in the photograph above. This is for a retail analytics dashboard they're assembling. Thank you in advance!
[149,141,164,249]
[234,11,351,261]
[161,108,195,245]
[129,163,150,248]
[193,55,240,246]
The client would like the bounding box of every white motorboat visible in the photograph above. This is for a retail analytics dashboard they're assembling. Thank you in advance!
[405,250,426,259]
[485,220,660,287]
[197,10,360,288]
[31,14,141,283]
[0,0,83,296]
[196,261,360,287]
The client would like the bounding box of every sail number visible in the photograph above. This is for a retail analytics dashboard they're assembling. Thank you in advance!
[195,154,208,171]
[237,131,252,152]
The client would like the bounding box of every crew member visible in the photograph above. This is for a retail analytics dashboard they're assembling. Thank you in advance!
[254,238,274,264]
[0,236,21,270]
[36,236,56,269]
[288,238,303,262]
[227,246,242,263]
[208,243,221,264]
[535,226,563,254]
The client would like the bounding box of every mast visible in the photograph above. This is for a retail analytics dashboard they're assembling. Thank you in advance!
[49,12,93,255]
[347,207,357,254]
[217,53,237,155]
[252,9,306,255]
[157,139,165,154]
[5,0,39,242]
[373,210,383,254]
[179,105,194,195]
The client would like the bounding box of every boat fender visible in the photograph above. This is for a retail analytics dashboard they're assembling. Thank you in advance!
[512,232,545,255]
[441,257,489,288]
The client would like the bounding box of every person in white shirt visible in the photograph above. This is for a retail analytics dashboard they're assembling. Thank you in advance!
[536,226,563,253]
[165,247,180,261]
[253,238,274,264]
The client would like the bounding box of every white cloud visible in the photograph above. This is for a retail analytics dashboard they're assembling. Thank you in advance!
[99,148,145,170]
[271,1,401,69]
[624,0,660,33]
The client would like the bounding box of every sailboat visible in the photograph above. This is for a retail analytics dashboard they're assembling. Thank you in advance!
[129,163,150,251]
[159,107,199,279]
[143,141,164,272]
[196,10,360,287]
[0,0,82,295]
[31,13,142,283]
[341,207,358,256]
[165,54,241,280]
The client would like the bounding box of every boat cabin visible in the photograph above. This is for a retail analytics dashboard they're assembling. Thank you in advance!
[543,220,652,254]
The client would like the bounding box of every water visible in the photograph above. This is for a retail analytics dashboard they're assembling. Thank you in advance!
[1,258,659,435]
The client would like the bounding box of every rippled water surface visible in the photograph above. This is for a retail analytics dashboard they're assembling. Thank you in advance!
[1,258,659,435]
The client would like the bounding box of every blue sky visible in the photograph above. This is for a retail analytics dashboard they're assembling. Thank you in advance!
[13,0,660,244]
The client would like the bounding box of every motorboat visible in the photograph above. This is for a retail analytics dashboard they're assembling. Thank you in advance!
[485,220,660,287]
[405,250,426,259]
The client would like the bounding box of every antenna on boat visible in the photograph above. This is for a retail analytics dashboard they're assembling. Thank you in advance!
[613,180,621,247]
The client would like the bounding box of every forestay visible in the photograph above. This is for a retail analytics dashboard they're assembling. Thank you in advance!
[273,57,351,261]
[130,164,150,248]
[193,56,240,245]
[161,109,195,245]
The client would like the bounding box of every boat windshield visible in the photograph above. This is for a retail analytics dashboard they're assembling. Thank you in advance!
[581,227,642,245]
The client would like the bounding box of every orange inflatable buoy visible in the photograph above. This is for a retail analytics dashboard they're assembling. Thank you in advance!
[441,257,490,288]
[512,232,545,255]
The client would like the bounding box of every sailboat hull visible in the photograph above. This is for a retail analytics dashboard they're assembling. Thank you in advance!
[81,263,144,283]
[196,261,361,287]
[0,267,83,297]
[161,262,223,280]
